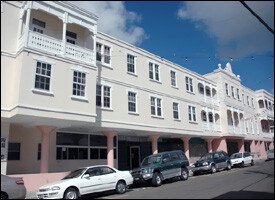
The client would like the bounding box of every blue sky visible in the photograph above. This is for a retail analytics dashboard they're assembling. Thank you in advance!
[74,1,274,94]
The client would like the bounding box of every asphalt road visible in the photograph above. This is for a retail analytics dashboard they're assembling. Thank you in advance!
[86,160,274,199]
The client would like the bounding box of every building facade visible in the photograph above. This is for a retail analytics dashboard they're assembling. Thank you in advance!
[1,1,274,175]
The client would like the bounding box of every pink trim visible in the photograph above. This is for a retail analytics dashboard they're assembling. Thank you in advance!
[181,137,190,159]
[37,126,56,173]
[150,135,159,154]
[207,139,213,153]
[212,138,228,153]
[103,132,116,167]
[260,141,267,159]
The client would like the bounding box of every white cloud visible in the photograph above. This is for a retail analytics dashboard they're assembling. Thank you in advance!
[177,1,274,59]
[70,1,148,45]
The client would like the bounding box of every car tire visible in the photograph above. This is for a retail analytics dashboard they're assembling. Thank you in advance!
[1,193,8,199]
[179,168,189,181]
[241,161,245,168]
[152,172,162,187]
[116,181,127,194]
[226,162,231,170]
[211,164,216,174]
[251,160,254,166]
[64,187,79,199]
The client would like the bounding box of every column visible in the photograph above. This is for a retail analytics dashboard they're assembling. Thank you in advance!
[237,139,244,152]
[181,137,190,159]
[150,135,159,155]
[92,32,97,66]
[103,132,116,168]
[1,123,10,175]
[213,138,228,153]
[17,10,24,40]
[231,109,235,132]
[259,141,267,159]
[62,12,68,56]
[207,139,213,153]
[213,112,216,131]
[37,126,56,173]
[250,140,256,154]
[24,8,31,46]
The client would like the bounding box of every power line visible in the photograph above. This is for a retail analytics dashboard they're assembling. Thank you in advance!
[239,1,274,34]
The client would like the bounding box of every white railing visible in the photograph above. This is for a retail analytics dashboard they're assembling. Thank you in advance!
[228,125,234,133]
[66,43,94,64]
[215,123,221,131]
[203,122,208,130]
[28,31,63,55]
[235,127,241,134]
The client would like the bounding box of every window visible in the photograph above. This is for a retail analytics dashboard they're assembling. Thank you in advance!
[104,46,111,64]
[96,43,111,65]
[72,71,86,97]
[8,143,20,160]
[202,111,207,122]
[37,143,41,160]
[209,113,213,123]
[231,86,234,98]
[127,54,135,74]
[35,61,51,91]
[149,62,160,81]
[247,96,250,106]
[170,71,176,86]
[173,102,179,120]
[242,94,245,105]
[90,135,117,159]
[151,97,162,117]
[205,88,211,96]
[32,18,45,34]
[237,89,240,100]
[252,98,254,108]
[96,43,102,62]
[225,83,229,96]
[185,76,193,92]
[188,106,196,122]
[66,31,77,45]
[96,85,111,108]
[128,91,137,113]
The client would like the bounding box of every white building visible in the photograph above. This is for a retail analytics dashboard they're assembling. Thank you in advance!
[1,1,274,176]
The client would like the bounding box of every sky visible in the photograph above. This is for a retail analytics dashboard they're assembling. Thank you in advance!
[73,1,274,94]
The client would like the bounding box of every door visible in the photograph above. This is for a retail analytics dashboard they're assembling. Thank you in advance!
[130,146,140,169]
[79,167,103,195]
[97,166,117,191]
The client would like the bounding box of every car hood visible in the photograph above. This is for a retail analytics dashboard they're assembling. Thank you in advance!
[39,178,74,189]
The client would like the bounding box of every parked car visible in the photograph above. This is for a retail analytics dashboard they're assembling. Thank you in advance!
[230,152,254,167]
[1,174,26,199]
[192,151,231,175]
[266,149,274,161]
[37,165,133,199]
[130,150,189,187]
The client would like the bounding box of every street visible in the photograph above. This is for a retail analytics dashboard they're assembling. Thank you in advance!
[84,160,274,199]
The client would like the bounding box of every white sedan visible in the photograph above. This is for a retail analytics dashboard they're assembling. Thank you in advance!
[37,165,133,199]
[230,152,254,167]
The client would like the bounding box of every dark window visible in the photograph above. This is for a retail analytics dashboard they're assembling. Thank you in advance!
[35,61,51,91]
[90,148,99,159]
[100,167,115,175]
[37,143,41,160]
[127,54,135,73]
[56,133,88,146]
[32,18,46,28]
[170,152,179,161]
[162,153,170,163]
[90,135,107,146]
[66,31,77,39]
[85,167,101,176]
[8,143,20,160]
[100,149,107,159]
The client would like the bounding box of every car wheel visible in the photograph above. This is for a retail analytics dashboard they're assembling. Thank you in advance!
[1,193,8,199]
[152,172,162,187]
[64,187,79,199]
[211,164,216,174]
[180,168,189,181]
[226,162,231,170]
[241,161,245,168]
[251,160,254,166]
[116,181,127,194]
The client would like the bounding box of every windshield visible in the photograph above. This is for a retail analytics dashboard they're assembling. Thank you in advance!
[141,155,162,167]
[62,168,86,180]
[230,153,242,159]
[200,153,212,160]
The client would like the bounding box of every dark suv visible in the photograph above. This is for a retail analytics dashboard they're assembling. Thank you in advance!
[130,150,189,186]
[192,151,231,175]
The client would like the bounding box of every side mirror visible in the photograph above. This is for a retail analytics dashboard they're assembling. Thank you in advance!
[82,174,90,179]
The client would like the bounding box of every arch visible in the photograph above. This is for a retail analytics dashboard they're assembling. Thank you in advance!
[201,110,207,122]
[205,86,211,97]
[212,88,217,97]
[258,99,264,108]
[227,110,233,125]
[208,112,214,123]
[215,113,220,123]
[198,83,204,95]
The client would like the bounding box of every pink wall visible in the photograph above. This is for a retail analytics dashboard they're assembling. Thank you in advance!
[260,141,267,159]
[212,138,227,153]
[237,139,244,152]
[10,172,69,192]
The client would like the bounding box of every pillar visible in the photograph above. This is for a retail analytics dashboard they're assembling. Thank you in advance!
[1,123,10,175]
[212,138,228,153]
[62,12,68,56]
[103,132,116,168]
[269,142,274,149]
[181,137,190,159]
[24,7,31,46]
[150,135,159,155]
[259,141,267,159]
[37,126,56,173]
[237,139,244,152]
[207,139,213,153]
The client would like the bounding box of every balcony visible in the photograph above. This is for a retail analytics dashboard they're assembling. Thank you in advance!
[203,122,221,132]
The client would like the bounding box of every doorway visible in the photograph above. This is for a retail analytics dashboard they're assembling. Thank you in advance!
[130,146,140,169]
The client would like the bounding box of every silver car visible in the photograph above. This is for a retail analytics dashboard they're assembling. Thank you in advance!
[267,149,274,161]
[1,174,26,199]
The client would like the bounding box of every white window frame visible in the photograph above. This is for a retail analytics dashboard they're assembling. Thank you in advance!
[188,105,197,122]
[34,61,52,92]
[237,88,240,100]
[96,84,112,110]
[149,61,161,82]
[127,54,137,75]
[96,42,112,68]
[225,83,229,96]
[247,96,250,106]
[31,18,45,34]
[66,30,77,45]
[231,86,235,98]
[72,70,86,97]
[173,102,180,120]
[150,96,163,118]
[127,90,138,115]
[170,70,177,87]
[185,76,194,93]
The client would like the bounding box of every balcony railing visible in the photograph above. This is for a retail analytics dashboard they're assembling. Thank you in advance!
[200,95,219,106]
[228,125,234,133]
[203,122,221,131]
[25,31,94,65]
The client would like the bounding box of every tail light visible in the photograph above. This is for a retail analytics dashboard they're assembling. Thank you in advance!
[15,178,24,185]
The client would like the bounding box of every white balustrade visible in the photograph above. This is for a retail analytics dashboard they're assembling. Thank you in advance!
[66,43,94,64]
[228,125,234,133]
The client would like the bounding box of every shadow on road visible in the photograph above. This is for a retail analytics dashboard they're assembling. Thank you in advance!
[212,190,274,199]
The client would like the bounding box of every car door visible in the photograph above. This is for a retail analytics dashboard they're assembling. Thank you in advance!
[98,166,117,191]
[79,167,103,195]
[219,152,227,168]
[169,152,181,177]
[243,152,251,164]
[213,152,221,168]
[161,153,172,179]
